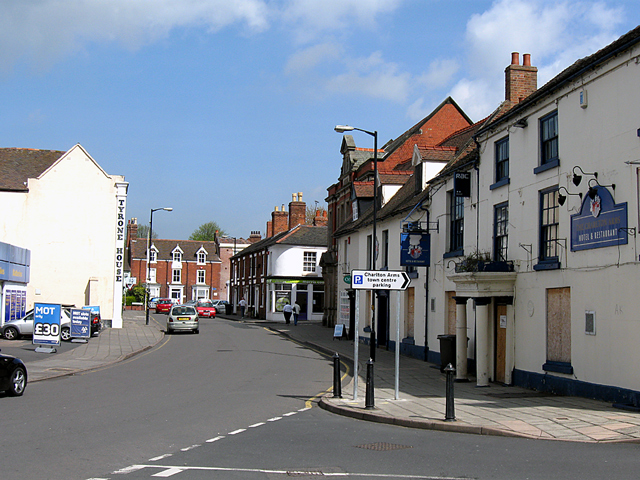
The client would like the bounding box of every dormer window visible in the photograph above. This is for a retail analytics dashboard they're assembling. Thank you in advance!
[149,248,157,263]
[173,251,182,262]
[196,247,208,265]
[171,246,184,264]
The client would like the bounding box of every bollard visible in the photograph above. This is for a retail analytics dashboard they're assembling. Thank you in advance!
[365,358,375,410]
[333,353,342,398]
[444,362,456,421]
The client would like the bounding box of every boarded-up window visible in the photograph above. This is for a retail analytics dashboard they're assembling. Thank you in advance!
[405,287,415,338]
[547,287,571,363]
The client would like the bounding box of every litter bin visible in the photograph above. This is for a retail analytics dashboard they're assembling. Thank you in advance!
[225,303,233,315]
[437,334,457,373]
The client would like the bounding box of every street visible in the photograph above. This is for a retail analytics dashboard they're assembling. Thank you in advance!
[1,314,639,480]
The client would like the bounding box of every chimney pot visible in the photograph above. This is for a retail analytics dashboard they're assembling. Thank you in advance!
[511,52,519,65]
[523,53,531,66]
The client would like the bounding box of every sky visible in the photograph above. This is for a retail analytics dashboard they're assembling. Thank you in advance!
[2,0,638,240]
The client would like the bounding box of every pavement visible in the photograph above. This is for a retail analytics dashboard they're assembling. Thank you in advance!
[16,310,640,443]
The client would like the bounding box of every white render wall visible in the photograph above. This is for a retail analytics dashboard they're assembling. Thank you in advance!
[0,145,125,323]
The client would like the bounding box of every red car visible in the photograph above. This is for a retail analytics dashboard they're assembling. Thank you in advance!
[155,298,173,314]
[195,300,216,318]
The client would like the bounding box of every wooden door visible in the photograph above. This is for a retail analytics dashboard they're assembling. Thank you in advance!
[405,287,415,338]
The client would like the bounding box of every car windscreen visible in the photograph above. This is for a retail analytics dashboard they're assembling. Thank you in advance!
[198,302,213,307]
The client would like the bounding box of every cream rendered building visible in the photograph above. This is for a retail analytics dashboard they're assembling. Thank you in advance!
[0,144,128,327]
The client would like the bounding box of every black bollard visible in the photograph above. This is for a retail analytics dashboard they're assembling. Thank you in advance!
[365,358,375,409]
[444,362,456,421]
[333,353,342,398]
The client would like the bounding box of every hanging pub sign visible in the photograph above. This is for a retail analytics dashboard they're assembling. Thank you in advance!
[454,172,471,197]
[400,232,431,266]
[570,186,628,251]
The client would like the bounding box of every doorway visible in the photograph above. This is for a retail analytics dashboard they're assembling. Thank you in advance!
[494,304,507,384]
[296,290,308,321]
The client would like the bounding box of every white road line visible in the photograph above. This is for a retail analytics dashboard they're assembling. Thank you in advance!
[152,467,184,477]
[228,428,246,435]
[112,464,145,474]
[267,416,282,422]
[248,422,265,428]
[180,444,200,451]
[131,464,468,478]
[206,435,225,443]
[298,406,312,412]
[283,411,297,417]
[149,454,173,461]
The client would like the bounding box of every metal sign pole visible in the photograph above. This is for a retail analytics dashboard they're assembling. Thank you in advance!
[395,291,400,400]
[354,290,360,401]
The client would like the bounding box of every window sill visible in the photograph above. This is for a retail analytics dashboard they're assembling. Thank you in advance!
[533,261,561,271]
[443,250,464,259]
[543,361,573,375]
[490,177,510,190]
[533,158,559,174]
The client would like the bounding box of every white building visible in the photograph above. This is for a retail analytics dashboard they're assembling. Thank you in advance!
[0,144,128,327]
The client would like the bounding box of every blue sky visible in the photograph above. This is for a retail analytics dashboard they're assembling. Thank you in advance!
[2,0,638,240]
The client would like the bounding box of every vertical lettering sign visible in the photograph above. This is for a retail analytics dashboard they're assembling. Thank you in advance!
[454,172,471,198]
[33,303,61,346]
[112,182,128,329]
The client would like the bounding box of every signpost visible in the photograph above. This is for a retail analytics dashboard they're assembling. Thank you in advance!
[71,308,91,343]
[350,270,410,400]
[33,303,61,353]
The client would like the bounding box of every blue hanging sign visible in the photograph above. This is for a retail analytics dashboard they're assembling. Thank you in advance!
[400,232,431,266]
[570,186,628,251]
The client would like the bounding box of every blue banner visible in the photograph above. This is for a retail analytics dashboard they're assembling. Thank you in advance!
[71,309,91,339]
[33,303,61,346]
[400,232,431,266]
[571,186,628,251]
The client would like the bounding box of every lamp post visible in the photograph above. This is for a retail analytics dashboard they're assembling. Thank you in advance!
[335,124,378,361]
[145,207,173,325]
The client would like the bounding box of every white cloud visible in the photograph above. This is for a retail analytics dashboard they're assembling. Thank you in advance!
[284,43,343,75]
[0,0,271,70]
[418,58,460,89]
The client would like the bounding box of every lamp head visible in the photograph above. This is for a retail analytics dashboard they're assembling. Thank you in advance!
[164,207,173,212]
[334,125,354,133]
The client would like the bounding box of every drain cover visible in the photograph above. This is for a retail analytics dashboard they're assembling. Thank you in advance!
[355,442,413,451]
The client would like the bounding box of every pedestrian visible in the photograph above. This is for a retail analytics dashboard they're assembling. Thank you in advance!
[292,301,301,326]
[239,298,247,318]
[283,302,293,324]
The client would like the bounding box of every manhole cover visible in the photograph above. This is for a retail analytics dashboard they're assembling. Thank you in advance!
[355,442,413,451]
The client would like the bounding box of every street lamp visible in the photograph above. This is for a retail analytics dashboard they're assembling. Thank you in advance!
[145,207,173,325]
[334,124,378,361]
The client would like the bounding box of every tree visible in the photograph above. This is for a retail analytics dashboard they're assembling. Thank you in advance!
[190,221,227,241]
[306,204,327,225]
[137,224,157,239]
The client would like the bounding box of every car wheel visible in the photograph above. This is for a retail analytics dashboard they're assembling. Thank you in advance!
[8,367,27,396]
[3,327,19,340]
[60,326,71,342]
[194,329,199,334]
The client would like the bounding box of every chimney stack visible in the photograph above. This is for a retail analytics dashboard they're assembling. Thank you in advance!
[505,52,537,105]
[248,231,262,243]
[288,192,306,230]
[313,209,328,227]
[272,205,288,236]
[127,218,138,243]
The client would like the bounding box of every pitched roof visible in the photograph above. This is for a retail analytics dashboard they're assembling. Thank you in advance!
[232,224,327,258]
[480,25,640,133]
[0,148,66,191]
[129,238,220,262]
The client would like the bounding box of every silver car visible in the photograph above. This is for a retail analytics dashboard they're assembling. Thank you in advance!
[166,305,199,334]
[2,308,72,341]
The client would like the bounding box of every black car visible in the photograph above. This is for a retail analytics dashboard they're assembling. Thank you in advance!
[0,350,27,396]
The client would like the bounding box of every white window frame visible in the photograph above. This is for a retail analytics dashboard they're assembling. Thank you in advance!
[303,251,317,272]
[172,269,182,284]
[197,269,206,284]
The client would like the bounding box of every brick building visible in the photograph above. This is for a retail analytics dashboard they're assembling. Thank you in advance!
[126,219,222,303]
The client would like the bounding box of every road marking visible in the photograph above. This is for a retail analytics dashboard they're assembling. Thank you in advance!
[206,435,225,443]
[152,467,184,477]
[248,422,265,428]
[283,411,297,416]
[228,428,246,435]
[112,464,145,474]
[149,454,173,461]
[267,416,282,422]
[127,464,468,478]
[180,444,200,451]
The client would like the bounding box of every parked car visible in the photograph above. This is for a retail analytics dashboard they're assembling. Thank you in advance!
[166,305,199,334]
[148,297,160,309]
[0,350,27,396]
[89,311,102,336]
[155,298,173,314]
[211,300,230,314]
[195,300,216,318]
[2,308,72,341]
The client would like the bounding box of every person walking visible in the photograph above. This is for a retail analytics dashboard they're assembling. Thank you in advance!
[292,301,301,326]
[283,302,293,324]
[239,298,247,318]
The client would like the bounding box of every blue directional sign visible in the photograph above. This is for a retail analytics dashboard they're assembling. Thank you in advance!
[71,308,91,339]
[33,303,61,346]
